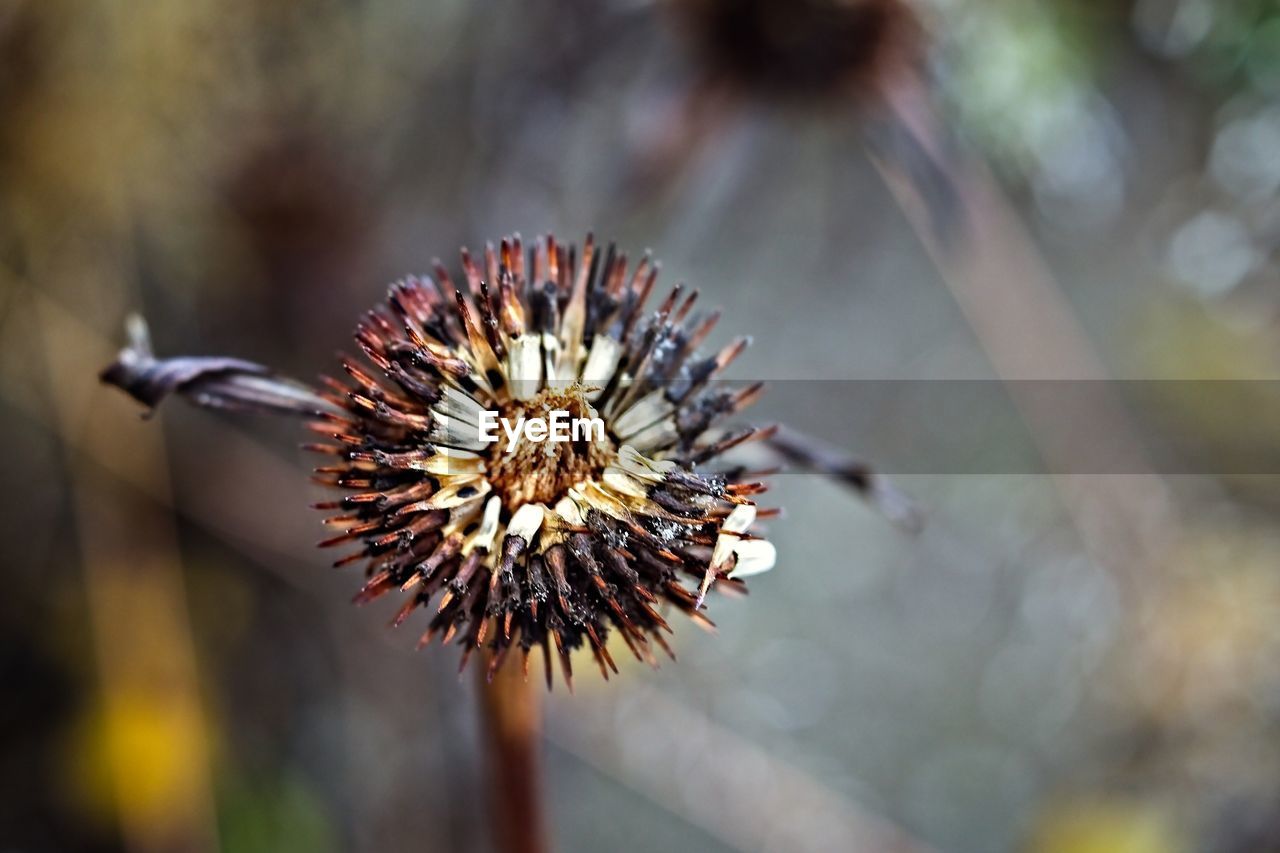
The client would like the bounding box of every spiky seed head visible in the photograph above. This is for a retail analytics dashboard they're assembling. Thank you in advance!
[309,234,776,687]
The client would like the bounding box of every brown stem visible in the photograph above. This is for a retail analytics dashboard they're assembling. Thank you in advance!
[868,69,1178,595]
[477,657,549,853]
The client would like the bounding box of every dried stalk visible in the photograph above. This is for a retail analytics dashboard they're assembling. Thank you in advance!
[477,660,549,853]
[868,70,1179,592]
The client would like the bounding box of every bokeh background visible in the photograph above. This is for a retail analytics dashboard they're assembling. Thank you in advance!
[4,1,1280,851]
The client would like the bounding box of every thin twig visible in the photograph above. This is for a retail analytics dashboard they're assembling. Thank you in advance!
[26,281,221,853]
[766,425,925,533]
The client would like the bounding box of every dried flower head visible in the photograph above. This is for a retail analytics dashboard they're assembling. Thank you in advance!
[103,234,778,688]
[675,0,922,102]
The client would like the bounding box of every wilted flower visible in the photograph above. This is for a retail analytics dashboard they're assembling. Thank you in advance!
[674,0,922,102]
[102,234,780,688]
[645,0,956,238]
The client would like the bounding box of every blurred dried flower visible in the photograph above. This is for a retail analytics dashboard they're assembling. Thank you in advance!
[646,0,958,238]
[102,234,778,688]
[674,0,922,102]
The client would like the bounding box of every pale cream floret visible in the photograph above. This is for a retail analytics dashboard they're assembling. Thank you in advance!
[431,411,490,451]
[622,419,679,454]
[726,539,776,578]
[507,503,545,544]
[601,466,649,499]
[577,480,630,519]
[611,389,675,439]
[463,495,503,555]
[507,333,543,401]
[554,494,586,527]
[711,504,776,578]
[438,385,489,423]
[540,332,562,387]
[615,444,676,481]
[580,336,623,401]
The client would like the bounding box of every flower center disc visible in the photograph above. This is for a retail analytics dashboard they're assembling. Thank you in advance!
[485,385,616,510]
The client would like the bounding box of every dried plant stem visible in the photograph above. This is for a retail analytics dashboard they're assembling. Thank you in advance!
[869,73,1178,593]
[477,659,549,853]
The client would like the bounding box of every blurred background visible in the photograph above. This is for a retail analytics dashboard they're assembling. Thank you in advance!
[3,1,1280,851]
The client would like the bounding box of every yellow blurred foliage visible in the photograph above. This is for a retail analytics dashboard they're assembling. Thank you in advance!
[69,686,216,841]
[1136,296,1280,381]
[1028,799,1183,853]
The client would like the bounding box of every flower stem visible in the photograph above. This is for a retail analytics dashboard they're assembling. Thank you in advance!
[477,658,549,853]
